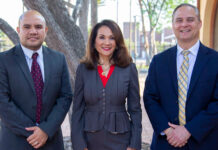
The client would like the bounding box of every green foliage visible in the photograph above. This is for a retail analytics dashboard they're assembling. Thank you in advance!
[98,0,116,6]
[0,31,13,52]
[163,0,196,24]
[141,0,167,30]
[140,0,196,31]
[155,41,174,53]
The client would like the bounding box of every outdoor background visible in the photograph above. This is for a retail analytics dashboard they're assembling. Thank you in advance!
[1,0,217,150]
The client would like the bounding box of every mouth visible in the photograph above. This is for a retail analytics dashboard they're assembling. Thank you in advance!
[180,29,191,33]
[102,47,112,51]
[28,37,39,40]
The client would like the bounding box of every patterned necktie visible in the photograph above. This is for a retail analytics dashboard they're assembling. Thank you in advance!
[31,53,44,124]
[178,50,190,125]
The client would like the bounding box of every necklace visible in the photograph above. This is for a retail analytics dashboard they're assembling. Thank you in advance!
[101,65,110,77]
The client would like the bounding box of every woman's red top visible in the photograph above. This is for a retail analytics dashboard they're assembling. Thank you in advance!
[97,65,115,88]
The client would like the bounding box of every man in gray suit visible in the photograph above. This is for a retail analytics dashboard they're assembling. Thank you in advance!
[0,10,72,150]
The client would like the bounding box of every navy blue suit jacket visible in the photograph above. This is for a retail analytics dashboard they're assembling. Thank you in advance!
[143,43,218,150]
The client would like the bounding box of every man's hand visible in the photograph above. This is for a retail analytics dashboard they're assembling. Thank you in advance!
[26,126,48,149]
[167,122,191,147]
[127,147,136,150]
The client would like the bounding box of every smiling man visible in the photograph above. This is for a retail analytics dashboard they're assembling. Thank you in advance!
[0,10,72,150]
[143,3,218,150]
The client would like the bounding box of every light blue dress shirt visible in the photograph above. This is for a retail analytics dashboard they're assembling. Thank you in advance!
[176,40,200,90]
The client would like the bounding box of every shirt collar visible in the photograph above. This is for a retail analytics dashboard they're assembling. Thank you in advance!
[21,44,43,59]
[177,40,200,57]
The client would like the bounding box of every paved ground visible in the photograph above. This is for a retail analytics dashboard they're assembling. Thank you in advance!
[61,73,154,149]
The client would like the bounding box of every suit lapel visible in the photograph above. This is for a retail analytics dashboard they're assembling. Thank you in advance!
[187,43,209,99]
[13,45,35,93]
[42,46,51,95]
[168,46,178,95]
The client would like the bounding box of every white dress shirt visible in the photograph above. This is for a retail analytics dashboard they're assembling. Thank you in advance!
[176,40,200,91]
[21,45,45,81]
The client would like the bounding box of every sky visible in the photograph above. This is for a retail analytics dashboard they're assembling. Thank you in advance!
[0,0,23,29]
[0,0,141,31]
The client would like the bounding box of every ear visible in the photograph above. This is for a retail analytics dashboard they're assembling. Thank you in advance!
[199,20,202,28]
[45,26,48,34]
[16,26,20,33]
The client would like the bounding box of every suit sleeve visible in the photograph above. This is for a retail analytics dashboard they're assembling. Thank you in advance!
[0,57,34,137]
[127,63,142,150]
[39,54,73,138]
[71,64,87,150]
[185,70,218,143]
[143,56,169,134]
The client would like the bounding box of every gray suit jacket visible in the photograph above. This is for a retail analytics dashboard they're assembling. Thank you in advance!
[0,45,73,150]
[71,63,142,150]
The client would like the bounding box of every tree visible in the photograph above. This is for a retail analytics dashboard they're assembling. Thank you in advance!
[79,0,89,42]
[91,0,98,27]
[0,0,86,86]
[138,0,195,63]
[138,0,167,63]
[0,0,90,128]
[0,18,19,45]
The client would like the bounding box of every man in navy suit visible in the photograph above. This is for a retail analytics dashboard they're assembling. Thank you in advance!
[0,10,72,150]
[144,3,218,150]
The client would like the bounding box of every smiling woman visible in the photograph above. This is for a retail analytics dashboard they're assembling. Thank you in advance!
[71,20,142,150]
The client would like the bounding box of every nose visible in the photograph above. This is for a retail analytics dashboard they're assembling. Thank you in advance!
[104,38,111,45]
[29,27,37,34]
[181,20,188,27]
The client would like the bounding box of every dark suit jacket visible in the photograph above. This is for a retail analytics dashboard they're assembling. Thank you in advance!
[71,63,142,150]
[143,43,218,150]
[0,45,73,150]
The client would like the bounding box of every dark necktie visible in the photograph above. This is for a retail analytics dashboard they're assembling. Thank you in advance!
[31,53,44,124]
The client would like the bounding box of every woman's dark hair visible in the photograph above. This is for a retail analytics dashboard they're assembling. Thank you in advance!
[81,19,132,69]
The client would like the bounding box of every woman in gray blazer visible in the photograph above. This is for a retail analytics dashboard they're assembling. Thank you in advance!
[71,20,142,150]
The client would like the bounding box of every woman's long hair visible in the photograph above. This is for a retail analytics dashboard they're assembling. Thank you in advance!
[81,19,132,69]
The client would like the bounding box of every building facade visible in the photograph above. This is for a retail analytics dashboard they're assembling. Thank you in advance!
[198,0,218,51]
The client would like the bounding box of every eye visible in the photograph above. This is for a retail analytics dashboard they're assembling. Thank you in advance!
[187,17,195,22]
[23,25,30,29]
[99,35,105,39]
[175,19,183,23]
[35,25,43,29]
[110,36,115,40]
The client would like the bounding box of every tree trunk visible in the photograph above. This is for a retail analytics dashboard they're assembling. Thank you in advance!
[91,0,97,27]
[148,28,157,59]
[72,0,82,22]
[79,0,89,42]
[150,29,157,56]
[22,0,86,86]
[138,0,150,65]
[0,18,19,45]
[67,0,73,14]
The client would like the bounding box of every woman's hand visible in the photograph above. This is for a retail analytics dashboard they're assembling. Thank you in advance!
[84,148,88,150]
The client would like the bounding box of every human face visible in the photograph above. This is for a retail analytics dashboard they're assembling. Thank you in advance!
[17,11,48,50]
[95,26,116,62]
[172,6,202,46]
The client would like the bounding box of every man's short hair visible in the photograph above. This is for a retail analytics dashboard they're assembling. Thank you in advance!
[172,3,201,21]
